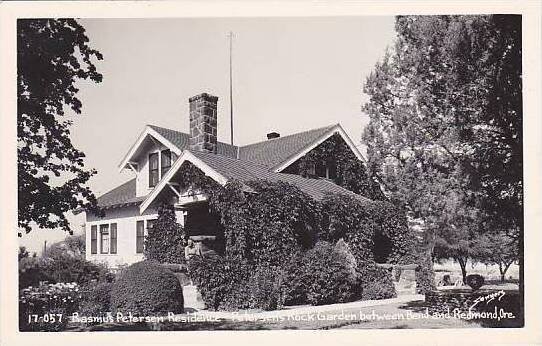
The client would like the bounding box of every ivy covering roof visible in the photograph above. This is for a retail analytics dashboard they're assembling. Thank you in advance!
[189,150,373,204]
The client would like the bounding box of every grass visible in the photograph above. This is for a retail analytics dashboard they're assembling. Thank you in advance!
[71,299,483,331]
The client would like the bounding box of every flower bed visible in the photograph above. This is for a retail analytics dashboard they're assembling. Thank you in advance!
[19,282,81,331]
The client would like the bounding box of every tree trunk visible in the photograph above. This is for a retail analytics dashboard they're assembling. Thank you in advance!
[457,257,468,283]
[500,260,513,282]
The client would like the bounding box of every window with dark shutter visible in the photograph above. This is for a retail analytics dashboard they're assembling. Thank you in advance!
[110,223,117,254]
[100,224,110,254]
[91,225,97,254]
[136,220,145,253]
[149,152,159,187]
[161,150,172,177]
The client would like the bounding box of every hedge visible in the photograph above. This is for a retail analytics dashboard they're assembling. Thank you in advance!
[111,260,184,316]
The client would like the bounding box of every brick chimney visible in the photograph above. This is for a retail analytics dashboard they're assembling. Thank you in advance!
[189,93,218,153]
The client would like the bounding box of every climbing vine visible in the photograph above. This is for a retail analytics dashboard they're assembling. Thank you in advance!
[285,134,385,201]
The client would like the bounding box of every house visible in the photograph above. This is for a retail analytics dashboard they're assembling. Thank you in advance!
[85,93,374,267]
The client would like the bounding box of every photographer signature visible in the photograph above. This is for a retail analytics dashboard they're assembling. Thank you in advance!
[470,290,506,310]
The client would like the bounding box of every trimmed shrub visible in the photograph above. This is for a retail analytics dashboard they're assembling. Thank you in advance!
[466,274,485,290]
[283,242,362,306]
[111,261,184,316]
[78,281,113,324]
[359,264,397,300]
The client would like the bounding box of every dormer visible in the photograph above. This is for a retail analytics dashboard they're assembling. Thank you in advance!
[118,126,182,197]
[118,93,220,197]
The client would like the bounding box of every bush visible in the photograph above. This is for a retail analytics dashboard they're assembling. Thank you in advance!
[466,274,485,290]
[416,260,436,294]
[359,264,396,300]
[188,255,251,311]
[283,242,362,306]
[19,282,80,331]
[145,203,186,264]
[19,256,54,289]
[45,254,111,285]
[111,261,184,316]
[18,253,111,289]
[247,266,284,311]
[78,281,114,324]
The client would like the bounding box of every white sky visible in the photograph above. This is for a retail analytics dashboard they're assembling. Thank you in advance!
[19,16,397,253]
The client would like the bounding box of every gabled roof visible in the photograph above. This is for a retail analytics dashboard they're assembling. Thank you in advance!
[148,125,238,159]
[147,124,345,168]
[237,125,337,167]
[103,122,369,210]
[96,179,146,209]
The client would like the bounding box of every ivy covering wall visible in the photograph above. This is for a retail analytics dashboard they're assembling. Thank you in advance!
[283,133,385,201]
[155,159,422,309]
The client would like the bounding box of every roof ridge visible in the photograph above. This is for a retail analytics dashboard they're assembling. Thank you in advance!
[239,123,337,149]
[147,124,236,147]
[148,123,338,149]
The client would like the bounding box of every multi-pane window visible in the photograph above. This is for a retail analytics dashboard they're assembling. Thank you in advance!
[90,225,97,254]
[161,150,172,177]
[100,224,109,254]
[149,152,159,187]
[110,223,117,254]
[136,220,145,253]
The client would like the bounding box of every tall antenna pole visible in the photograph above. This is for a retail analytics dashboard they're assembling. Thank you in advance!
[228,31,234,145]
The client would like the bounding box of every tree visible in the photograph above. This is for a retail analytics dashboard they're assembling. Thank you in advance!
[362,15,522,276]
[18,246,30,261]
[476,231,519,282]
[18,19,103,236]
[45,234,86,259]
[145,204,186,264]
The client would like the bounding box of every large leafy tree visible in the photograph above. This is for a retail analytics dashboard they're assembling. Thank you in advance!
[362,15,522,276]
[18,19,103,235]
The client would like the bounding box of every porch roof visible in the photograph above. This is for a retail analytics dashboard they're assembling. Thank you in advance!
[189,150,373,204]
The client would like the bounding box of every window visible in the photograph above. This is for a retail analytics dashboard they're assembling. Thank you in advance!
[136,220,145,253]
[161,150,172,177]
[149,152,159,188]
[100,224,109,254]
[110,223,117,254]
[90,225,97,254]
[147,219,156,231]
[315,161,327,178]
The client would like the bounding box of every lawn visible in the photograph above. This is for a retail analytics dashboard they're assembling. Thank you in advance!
[70,298,483,331]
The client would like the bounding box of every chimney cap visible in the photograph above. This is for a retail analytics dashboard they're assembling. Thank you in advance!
[189,93,218,103]
[267,132,280,140]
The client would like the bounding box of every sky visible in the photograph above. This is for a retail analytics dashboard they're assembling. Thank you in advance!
[19,16,397,253]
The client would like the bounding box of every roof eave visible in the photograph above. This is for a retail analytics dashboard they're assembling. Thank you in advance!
[117,125,183,173]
